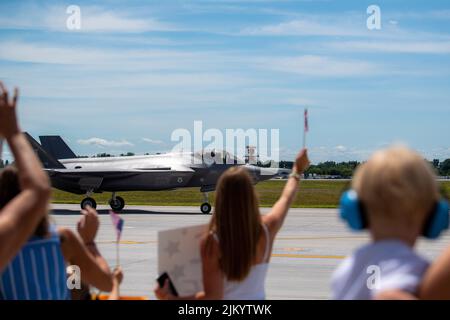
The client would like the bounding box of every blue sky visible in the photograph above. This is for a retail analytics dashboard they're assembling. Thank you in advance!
[0,0,449,163]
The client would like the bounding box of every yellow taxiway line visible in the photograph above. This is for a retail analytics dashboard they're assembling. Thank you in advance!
[272,253,345,260]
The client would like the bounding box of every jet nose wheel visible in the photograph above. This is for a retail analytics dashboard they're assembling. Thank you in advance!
[200,203,212,215]
[81,197,97,210]
[109,196,125,212]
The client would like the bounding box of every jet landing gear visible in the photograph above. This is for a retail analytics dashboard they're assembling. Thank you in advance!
[109,193,125,212]
[80,191,125,212]
[200,192,212,215]
[81,196,97,210]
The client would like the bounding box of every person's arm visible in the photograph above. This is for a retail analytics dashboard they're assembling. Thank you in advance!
[77,206,110,275]
[263,149,310,236]
[0,82,51,271]
[418,247,450,300]
[375,290,417,300]
[154,234,224,300]
[59,227,113,292]
[108,267,124,300]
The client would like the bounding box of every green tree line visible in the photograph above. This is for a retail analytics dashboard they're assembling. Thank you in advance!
[276,159,450,178]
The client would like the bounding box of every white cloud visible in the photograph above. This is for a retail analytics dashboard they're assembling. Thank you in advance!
[0,41,111,65]
[240,18,364,37]
[390,10,450,21]
[72,10,172,33]
[307,146,375,163]
[277,146,377,164]
[0,41,205,67]
[77,138,134,148]
[328,41,450,54]
[258,55,379,77]
[0,5,174,33]
[142,138,164,144]
[335,145,347,152]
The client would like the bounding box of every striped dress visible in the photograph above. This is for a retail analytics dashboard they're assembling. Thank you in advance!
[0,225,69,300]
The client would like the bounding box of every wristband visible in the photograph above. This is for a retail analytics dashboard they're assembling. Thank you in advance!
[289,172,301,181]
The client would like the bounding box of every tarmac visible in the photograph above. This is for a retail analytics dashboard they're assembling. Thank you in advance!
[51,204,450,300]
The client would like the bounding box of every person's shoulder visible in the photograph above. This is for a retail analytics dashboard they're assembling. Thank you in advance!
[330,252,362,299]
[331,244,379,287]
[373,241,429,269]
[200,231,217,248]
[58,227,77,243]
[200,232,220,259]
[331,252,356,284]
[373,242,429,295]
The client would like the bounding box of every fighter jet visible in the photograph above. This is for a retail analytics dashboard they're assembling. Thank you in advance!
[26,134,286,214]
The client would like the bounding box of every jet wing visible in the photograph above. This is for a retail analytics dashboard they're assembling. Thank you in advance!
[46,168,184,175]
[46,166,196,192]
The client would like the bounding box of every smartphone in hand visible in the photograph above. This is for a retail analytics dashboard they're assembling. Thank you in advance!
[157,272,179,297]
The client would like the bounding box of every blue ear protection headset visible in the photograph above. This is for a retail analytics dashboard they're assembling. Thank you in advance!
[339,190,450,239]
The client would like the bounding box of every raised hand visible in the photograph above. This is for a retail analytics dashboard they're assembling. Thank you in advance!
[154,278,171,300]
[112,267,124,285]
[293,149,310,174]
[0,82,20,139]
[77,205,100,244]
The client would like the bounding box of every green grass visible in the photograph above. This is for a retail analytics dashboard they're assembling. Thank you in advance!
[51,180,450,209]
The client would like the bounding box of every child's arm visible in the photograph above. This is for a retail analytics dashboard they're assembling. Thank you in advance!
[0,83,52,271]
[108,268,123,300]
[375,290,417,300]
[59,227,113,292]
[77,206,110,275]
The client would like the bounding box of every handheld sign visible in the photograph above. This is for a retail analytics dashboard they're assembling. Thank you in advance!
[158,224,207,296]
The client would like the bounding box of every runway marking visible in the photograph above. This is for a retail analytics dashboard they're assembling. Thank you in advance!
[97,240,156,245]
[276,236,367,241]
[272,253,345,260]
[96,241,345,259]
[280,248,306,252]
[119,240,148,244]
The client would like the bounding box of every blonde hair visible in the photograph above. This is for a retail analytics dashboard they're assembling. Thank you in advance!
[209,166,262,281]
[352,146,439,226]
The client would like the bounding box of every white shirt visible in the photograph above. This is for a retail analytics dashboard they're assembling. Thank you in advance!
[213,224,271,300]
[331,240,429,300]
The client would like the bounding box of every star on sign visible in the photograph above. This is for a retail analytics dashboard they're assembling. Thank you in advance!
[165,240,180,257]
[171,264,185,281]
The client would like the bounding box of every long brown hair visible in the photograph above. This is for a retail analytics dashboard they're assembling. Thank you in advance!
[209,166,262,281]
[0,166,49,238]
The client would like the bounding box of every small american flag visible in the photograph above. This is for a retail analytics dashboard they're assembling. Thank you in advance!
[304,108,309,133]
[109,210,124,242]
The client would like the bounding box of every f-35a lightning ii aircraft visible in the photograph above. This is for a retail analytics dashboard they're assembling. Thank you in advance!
[26,134,286,214]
